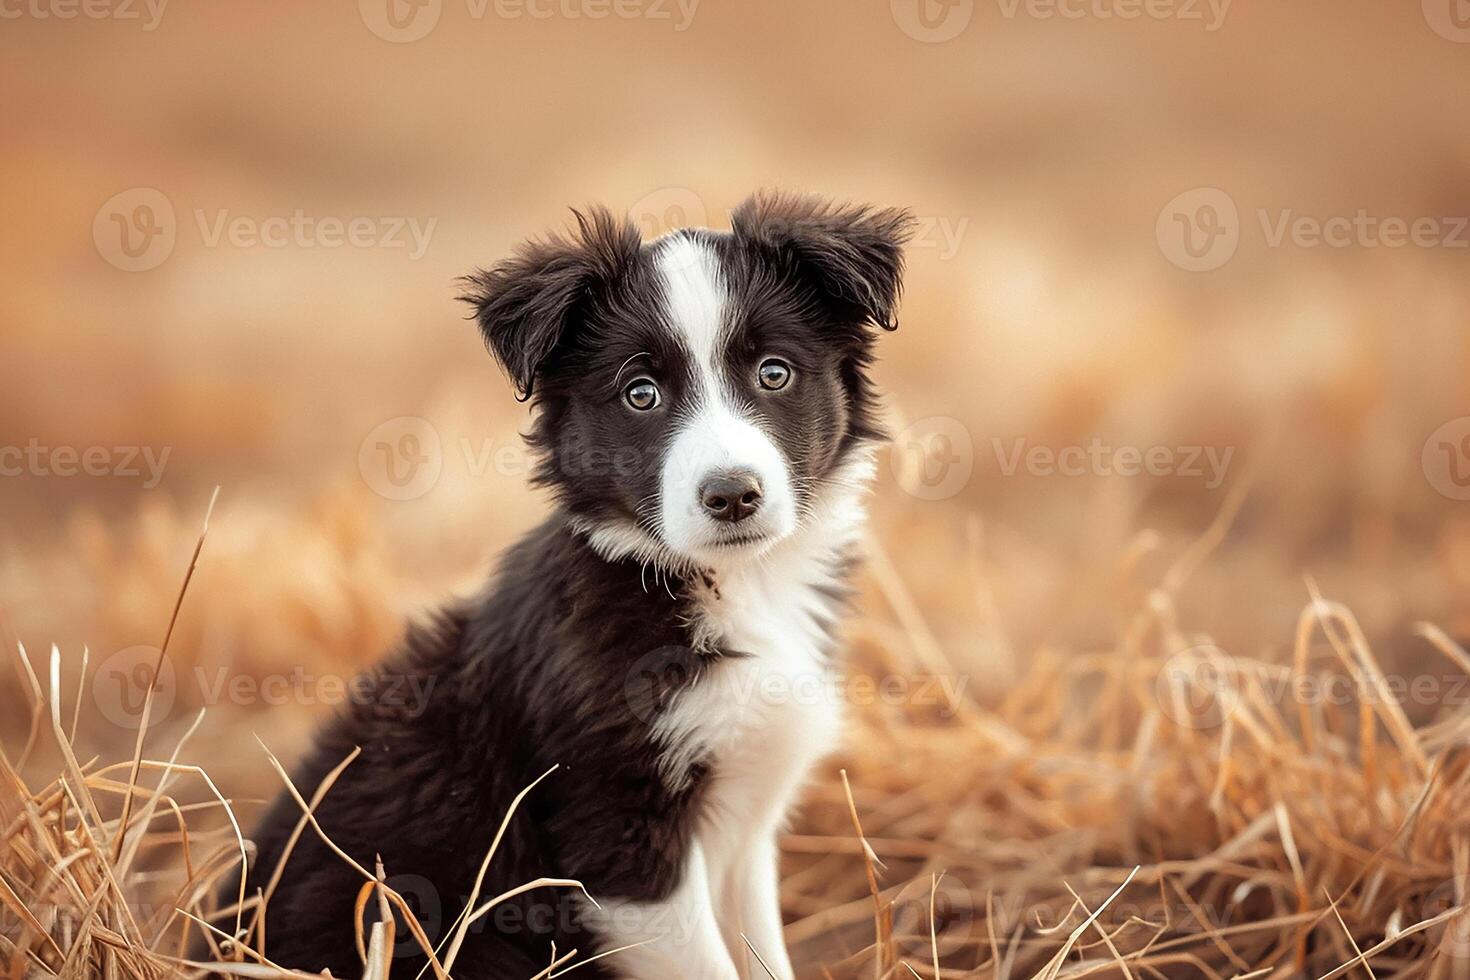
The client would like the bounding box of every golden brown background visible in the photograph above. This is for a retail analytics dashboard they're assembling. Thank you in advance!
[4,0,1470,975]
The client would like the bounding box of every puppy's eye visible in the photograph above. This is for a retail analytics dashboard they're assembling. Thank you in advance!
[624,379,660,411]
[757,359,792,391]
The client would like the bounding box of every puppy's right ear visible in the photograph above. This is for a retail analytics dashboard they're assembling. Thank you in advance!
[731,191,916,334]
[459,208,640,400]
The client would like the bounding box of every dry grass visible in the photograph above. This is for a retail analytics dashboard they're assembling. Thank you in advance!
[4,3,1469,976]
[5,477,1470,980]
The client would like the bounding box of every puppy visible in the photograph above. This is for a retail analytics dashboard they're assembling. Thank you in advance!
[226,192,914,979]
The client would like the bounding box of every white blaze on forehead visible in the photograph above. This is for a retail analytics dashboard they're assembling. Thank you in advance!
[654,233,728,387]
[652,233,798,564]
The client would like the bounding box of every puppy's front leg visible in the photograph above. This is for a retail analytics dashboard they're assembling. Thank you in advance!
[730,834,796,980]
[585,841,738,980]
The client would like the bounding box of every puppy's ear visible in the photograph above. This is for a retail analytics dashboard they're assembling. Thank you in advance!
[731,191,917,331]
[459,208,641,399]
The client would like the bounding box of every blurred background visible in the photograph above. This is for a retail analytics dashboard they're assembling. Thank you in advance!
[3,0,1470,973]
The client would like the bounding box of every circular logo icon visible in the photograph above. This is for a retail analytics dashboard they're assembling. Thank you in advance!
[890,416,974,501]
[1423,416,1470,501]
[359,416,443,501]
[1155,645,1237,729]
[385,874,443,954]
[890,874,976,959]
[1425,878,1470,958]
[628,187,709,242]
[1424,0,1470,42]
[629,187,710,274]
[1156,187,1239,272]
[891,0,974,42]
[93,645,177,731]
[623,646,703,725]
[93,188,176,273]
[359,0,441,42]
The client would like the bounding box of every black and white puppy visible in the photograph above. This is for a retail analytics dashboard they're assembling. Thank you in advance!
[231,192,914,979]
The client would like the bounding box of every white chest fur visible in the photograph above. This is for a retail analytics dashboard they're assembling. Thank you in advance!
[585,457,874,979]
[652,457,871,827]
[658,563,846,829]
[649,548,848,978]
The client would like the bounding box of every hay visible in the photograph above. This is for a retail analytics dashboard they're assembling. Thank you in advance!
[4,486,1470,980]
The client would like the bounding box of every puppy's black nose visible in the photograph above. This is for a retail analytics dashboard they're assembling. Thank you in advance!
[699,470,763,523]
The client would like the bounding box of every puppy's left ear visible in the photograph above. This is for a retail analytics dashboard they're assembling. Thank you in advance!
[459,208,640,400]
[731,192,917,331]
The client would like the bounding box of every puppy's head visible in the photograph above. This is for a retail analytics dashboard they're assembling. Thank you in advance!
[461,192,915,570]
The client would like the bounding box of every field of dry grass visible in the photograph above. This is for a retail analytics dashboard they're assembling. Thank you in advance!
[4,0,1470,976]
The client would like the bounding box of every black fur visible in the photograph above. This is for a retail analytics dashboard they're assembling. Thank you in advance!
[231,525,702,978]
[217,192,914,977]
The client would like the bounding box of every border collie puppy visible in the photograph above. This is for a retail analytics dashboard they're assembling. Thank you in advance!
[231,192,914,979]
